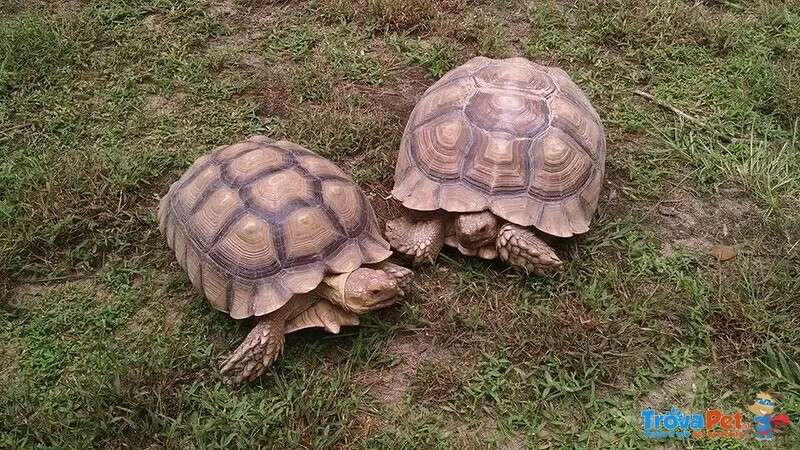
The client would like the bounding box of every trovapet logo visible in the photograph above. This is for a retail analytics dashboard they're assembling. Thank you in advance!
[641,389,793,441]
[641,408,749,439]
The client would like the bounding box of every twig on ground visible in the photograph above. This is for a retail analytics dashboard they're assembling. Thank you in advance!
[18,274,90,284]
[633,90,752,144]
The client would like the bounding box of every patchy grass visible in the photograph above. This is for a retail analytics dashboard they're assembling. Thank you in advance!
[1,0,799,448]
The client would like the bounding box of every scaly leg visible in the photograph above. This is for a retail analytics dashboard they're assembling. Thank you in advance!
[220,316,285,386]
[385,215,447,264]
[496,223,563,276]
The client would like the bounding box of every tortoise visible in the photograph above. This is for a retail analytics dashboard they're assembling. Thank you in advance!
[158,136,413,385]
[386,57,606,275]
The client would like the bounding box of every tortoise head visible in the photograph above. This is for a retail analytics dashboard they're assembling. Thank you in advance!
[455,211,500,248]
[342,267,404,313]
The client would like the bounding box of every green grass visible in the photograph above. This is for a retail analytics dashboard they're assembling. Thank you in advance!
[1,0,799,448]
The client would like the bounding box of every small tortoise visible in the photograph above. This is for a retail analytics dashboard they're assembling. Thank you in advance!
[386,57,605,275]
[158,136,412,385]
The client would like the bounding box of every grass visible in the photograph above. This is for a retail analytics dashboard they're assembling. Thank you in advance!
[1,0,799,448]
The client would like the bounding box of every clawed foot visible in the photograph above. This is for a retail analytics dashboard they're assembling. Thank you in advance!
[374,261,414,292]
[496,223,564,276]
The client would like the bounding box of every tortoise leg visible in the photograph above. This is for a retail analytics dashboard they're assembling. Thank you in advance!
[496,223,564,276]
[385,215,446,264]
[220,316,285,386]
[371,261,413,291]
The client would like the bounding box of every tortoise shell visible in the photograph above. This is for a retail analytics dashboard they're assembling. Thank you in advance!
[158,136,391,319]
[392,57,606,238]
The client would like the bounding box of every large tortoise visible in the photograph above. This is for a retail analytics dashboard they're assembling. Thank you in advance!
[386,57,606,275]
[158,136,412,385]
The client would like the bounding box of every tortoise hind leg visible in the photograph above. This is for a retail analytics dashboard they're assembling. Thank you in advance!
[385,215,446,264]
[220,316,285,386]
[496,223,564,276]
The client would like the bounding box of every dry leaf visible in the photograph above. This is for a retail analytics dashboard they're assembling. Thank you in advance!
[709,244,737,261]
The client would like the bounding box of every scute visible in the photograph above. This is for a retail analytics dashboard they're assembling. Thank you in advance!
[549,96,604,160]
[296,153,349,180]
[322,180,367,236]
[282,208,341,261]
[464,91,549,136]
[210,216,278,274]
[220,145,288,186]
[528,128,593,201]
[407,111,472,180]
[158,136,391,320]
[177,164,220,214]
[214,139,263,161]
[393,57,605,237]
[247,168,316,213]
[462,131,530,194]
[410,77,476,126]
[187,186,242,248]
[474,63,556,97]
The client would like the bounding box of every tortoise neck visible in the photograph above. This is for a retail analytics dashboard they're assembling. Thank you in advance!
[316,272,351,309]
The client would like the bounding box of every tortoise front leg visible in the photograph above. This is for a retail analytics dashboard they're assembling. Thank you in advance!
[385,215,447,264]
[371,261,414,292]
[496,223,563,276]
[220,316,285,386]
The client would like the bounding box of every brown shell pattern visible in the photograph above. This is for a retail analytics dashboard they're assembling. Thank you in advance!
[158,136,391,319]
[392,57,606,238]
